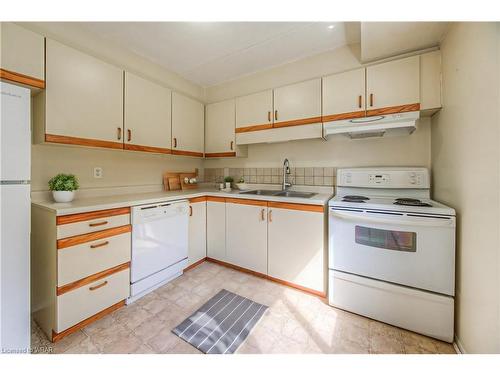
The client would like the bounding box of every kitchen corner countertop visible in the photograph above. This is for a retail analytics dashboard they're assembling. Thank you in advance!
[31,188,334,216]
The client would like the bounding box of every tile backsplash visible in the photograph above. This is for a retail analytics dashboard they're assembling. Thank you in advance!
[204,167,336,187]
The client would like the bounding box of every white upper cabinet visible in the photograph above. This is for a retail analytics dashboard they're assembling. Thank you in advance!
[226,200,268,274]
[235,89,273,131]
[205,99,246,158]
[366,55,420,114]
[0,22,45,85]
[124,72,172,153]
[171,92,204,157]
[42,39,124,147]
[420,50,442,111]
[273,78,322,126]
[322,68,366,120]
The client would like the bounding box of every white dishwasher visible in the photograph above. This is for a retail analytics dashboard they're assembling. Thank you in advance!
[128,200,189,303]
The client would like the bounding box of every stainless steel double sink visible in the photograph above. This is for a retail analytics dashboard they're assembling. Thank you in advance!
[238,189,317,199]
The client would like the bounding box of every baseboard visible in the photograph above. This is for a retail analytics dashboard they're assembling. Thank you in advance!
[453,334,466,354]
[184,257,207,272]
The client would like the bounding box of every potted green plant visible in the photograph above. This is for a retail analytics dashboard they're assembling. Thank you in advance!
[224,176,234,190]
[48,174,79,203]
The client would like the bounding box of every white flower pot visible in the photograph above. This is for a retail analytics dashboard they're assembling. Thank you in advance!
[225,182,231,189]
[52,190,75,203]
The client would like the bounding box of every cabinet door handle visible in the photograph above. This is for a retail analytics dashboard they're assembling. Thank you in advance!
[267,111,271,122]
[369,93,374,107]
[230,141,234,150]
[89,221,108,227]
[358,95,362,109]
[268,209,272,222]
[90,241,109,249]
[189,205,193,217]
[261,208,265,221]
[117,127,122,140]
[274,110,278,121]
[89,281,108,291]
[127,129,132,142]
[173,138,177,148]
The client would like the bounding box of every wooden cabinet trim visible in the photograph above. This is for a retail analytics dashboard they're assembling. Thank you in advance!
[206,196,226,203]
[52,300,125,342]
[225,197,268,207]
[56,262,130,296]
[57,225,132,249]
[172,149,204,157]
[183,257,207,272]
[0,68,45,89]
[366,103,420,117]
[206,258,325,298]
[124,143,172,154]
[322,110,366,122]
[45,134,124,150]
[235,123,273,134]
[205,152,237,158]
[272,116,322,129]
[189,196,207,203]
[268,201,324,213]
[57,207,130,225]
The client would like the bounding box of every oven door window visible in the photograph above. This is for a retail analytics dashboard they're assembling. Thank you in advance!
[355,226,416,252]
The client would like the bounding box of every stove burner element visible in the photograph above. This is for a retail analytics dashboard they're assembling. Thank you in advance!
[342,195,369,203]
[394,198,432,207]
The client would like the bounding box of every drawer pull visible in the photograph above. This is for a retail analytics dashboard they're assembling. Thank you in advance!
[90,241,109,249]
[89,281,108,291]
[89,221,108,227]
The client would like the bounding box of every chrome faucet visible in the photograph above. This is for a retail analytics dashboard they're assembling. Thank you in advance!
[282,158,292,190]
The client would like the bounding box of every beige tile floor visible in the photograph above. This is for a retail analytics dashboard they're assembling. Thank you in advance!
[31,262,456,354]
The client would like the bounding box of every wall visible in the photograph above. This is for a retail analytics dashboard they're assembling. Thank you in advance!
[15,22,205,193]
[204,45,431,171]
[431,22,500,353]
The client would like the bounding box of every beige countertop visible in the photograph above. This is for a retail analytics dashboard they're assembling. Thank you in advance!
[32,187,334,216]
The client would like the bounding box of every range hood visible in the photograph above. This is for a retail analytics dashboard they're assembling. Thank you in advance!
[323,111,419,139]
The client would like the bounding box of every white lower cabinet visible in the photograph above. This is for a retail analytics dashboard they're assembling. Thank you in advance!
[206,198,226,261]
[188,199,207,266]
[225,200,268,274]
[268,204,325,293]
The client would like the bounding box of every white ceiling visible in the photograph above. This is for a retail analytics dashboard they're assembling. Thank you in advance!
[360,22,450,62]
[78,22,360,87]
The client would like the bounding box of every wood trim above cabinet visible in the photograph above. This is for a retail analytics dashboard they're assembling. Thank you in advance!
[57,207,130,225]
[57,225,132,249]
[272,116,322,129]
[0,68,45,89]
[268,201,324,213]
[172,149,204,157]
[206,196,226,203]
[322,110,366,122]
[189,196,207,204]
[52,300,125,342]
[45,134,124,150]
[205,152,237,158]
[56,262,130,296]
[225,197,268,207]
[124,143,172,154]
[366,103,420,117]
[235,123,273,134]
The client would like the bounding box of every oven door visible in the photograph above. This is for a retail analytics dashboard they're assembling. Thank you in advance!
[329,208,455,296]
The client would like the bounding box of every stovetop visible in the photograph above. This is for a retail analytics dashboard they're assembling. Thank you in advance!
[330,194,455,216]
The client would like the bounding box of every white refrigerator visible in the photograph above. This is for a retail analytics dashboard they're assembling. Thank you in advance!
[0,81,31,353]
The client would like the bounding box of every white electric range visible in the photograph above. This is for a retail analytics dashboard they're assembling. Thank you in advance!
[328,167,456,342]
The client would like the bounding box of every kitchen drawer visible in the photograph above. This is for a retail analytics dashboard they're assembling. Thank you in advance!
[58,232,131,286]
[56,268,130,333]
[57,210,130,239]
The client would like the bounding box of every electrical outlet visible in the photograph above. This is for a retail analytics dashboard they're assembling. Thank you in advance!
[93,167,103,179]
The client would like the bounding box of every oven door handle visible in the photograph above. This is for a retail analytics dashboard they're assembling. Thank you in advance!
[330,209,455,228]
